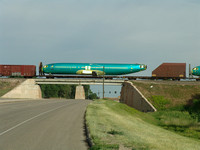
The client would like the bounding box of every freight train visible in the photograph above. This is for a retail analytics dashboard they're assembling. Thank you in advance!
[0,63,200,80]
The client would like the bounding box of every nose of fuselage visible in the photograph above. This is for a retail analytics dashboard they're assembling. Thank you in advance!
[192,67,200,76]
[139,64,147,70]
[42,65,48,73]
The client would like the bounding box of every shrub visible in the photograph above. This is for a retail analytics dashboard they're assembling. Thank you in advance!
[149,95,170,110]
[185,97,200,122]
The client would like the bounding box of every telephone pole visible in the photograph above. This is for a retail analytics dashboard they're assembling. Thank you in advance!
[103,66,105,99]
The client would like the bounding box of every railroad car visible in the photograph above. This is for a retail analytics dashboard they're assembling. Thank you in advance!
[152,63,186,80]
[192,66,200,76]
[0,65,36,77]
[41,63,147,76]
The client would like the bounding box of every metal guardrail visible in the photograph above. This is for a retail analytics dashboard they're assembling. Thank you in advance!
[34,79,124,85]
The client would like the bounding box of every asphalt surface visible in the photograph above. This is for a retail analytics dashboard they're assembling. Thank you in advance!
[0,99,91,150]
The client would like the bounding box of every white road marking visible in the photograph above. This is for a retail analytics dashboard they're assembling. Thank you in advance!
[0,104,68,136]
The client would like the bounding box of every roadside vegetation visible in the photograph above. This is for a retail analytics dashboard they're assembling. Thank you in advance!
[86,81,200,149]
[86,99,200,150]
[40,84,99,99]
[132,81,200,140]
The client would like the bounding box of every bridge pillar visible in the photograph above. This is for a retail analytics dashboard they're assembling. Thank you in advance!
[75,85,85,100]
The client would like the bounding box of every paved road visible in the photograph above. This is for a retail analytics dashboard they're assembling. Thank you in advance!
[0,99,91,150]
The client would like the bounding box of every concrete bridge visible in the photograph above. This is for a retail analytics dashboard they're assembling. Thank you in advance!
[1,79,124,100]
[1,79,156,112]
[34,79,124,99]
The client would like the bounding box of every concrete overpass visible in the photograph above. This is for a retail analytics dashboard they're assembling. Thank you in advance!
[34,79,124,85]
[1,79,156,112]
[2,79,124,100]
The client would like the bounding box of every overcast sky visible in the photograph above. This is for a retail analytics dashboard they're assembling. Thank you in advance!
[1,0,200,76]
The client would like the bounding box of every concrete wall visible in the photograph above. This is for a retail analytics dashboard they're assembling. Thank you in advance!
[2,79,42,99]
[120,81,156,112]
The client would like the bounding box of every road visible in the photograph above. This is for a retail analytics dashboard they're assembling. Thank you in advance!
[0,99,91,150]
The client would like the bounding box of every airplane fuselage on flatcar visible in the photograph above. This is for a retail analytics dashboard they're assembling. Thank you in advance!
[192,66,200,76]
[42,63,147,76]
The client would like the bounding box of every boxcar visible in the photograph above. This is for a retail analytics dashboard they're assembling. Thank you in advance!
[0,65,36,77]
[152,63,186,79]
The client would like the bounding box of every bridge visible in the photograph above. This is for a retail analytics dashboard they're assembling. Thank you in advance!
[1,79,156,113]
[2,79,124,100]
[34,79,124,85]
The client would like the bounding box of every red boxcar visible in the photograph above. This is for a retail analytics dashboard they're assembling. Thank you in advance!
[152,63,186,79]
[0,65,36,77]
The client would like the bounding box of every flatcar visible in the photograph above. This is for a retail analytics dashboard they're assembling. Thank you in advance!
[41,63,147,76]
[0,65,36,77]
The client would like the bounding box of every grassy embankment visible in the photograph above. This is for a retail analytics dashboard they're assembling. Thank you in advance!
[86,99,200,150]
[0,79,23,97]
[86,81,200,149]
[132,81,200,139]
[132,81,200,108]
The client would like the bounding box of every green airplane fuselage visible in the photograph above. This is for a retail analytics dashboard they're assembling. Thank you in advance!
[42,63,147,75]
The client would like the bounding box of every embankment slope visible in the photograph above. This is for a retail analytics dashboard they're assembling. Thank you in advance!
[132,80,200,108]
[0,79,25,97]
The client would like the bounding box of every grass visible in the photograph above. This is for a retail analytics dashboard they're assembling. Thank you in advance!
[131,81,200,140]
[151,110,200,139]
[149,95,171,110]
[132,81,200,107]
[86,99,200,150]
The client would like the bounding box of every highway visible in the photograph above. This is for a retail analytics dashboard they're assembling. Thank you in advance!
[0,99,91,150]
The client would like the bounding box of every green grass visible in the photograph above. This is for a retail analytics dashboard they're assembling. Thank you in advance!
[151,110,200,139]
[132,81,200,107]
[149,95,171,110]
[130,81,200,140]
[86,99,200,150]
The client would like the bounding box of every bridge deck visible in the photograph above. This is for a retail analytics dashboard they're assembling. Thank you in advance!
[35,79,124,85]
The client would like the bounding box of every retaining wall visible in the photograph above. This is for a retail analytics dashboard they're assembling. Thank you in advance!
[120,81,156,112]
[2,79,42,99]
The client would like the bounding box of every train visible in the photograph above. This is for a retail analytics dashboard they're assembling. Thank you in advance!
[0,62,200,80]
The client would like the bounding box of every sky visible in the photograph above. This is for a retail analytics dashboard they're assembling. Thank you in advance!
[1,0,200,76]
